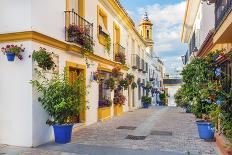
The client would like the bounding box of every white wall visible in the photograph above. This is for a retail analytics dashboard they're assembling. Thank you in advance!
[0,0,31,33]
[31,0,66,41]
[166,85,181,107]
[200,3,215,45]
[0,41,33,147]
[31,42,99,146]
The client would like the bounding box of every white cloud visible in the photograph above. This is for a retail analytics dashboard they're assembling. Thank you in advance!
[134,1,187,76]
[137,1,186,54]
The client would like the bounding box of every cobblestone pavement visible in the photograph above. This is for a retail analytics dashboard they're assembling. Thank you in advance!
[0,107,217,155]
[67,107,216,155]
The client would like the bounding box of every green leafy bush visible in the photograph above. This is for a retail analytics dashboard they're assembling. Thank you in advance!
[32,47,55,70]
[105,78,115,91]
[131,82,137,89]
[31,70,85,125]
[141,96,152,104]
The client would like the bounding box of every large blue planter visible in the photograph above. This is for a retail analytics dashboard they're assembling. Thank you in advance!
[6,52,15,61]
[143,102,149,109]
[53,124,73,144]
[196,121,214,140]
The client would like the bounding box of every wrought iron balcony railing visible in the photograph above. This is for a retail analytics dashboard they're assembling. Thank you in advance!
[114,43,126,65]
[215,0,232,29]
[65,10,93,45]
[143,62,148,73]
[131,54,140,69]
[139,59,144,72]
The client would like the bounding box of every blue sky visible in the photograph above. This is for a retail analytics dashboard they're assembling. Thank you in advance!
[120,0,187,76]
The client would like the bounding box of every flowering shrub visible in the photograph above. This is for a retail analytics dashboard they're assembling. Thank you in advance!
[67,24,94,54]
[115,51,126,65]
[32,47,55,71]
[112,65,121,77]
[1,44,25,60]
[98,98,112,108]
[125,73,134,85]
[113,93,126,106]
[178,49,232,147]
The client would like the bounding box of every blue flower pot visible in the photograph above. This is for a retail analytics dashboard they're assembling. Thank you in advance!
[53,124,73,144]
[196,121,214,140]
[143,102,149,109]
[6,52,15,61]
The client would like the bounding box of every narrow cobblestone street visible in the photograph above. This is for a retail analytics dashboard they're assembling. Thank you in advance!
[0,107,217,155]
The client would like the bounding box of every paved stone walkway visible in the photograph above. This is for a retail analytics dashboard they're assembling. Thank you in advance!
[0,107,217,155]
[41,107,217,155]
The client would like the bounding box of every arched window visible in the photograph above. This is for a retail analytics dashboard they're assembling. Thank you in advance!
[147,30,150,39]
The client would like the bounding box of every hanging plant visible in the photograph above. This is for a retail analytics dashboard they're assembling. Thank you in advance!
[113,93,126,106]
[115,51,126,65]
[126,73,134,85]
[131,82,137,89]
[32,47,55,71]
[112,65,122,77]
[1,44,25,61]
[105,35,111,55]
[119,79,128,90]
[105,78,115,91]
[67,25,94,55]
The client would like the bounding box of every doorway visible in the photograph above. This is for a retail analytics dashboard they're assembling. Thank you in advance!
[67,62,86,123]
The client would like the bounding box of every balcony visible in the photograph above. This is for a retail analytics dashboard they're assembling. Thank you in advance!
[114,43,126,65]
[139,59,144,72]
[143,62,148,73]
[131,54,140,69]
[65,10,93,48]
[215,0,232,29]
[189,31,196,55]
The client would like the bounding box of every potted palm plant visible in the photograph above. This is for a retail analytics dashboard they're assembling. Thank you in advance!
[31,70,85,144]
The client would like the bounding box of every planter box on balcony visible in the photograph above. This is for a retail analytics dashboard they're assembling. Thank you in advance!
[216,133,232,155]
[98,107,111,121]
[114,104,123,116]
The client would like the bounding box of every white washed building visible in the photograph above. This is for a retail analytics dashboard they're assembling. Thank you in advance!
[0,0,162,147]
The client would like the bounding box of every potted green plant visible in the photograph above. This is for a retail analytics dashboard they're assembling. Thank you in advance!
[1,44,25,61]
[125,73,134,85]
[119,79,128,90]
[105,78,115,91]
[144,82,152,96]
[131,82,137,89]
[32,47,55,71]
[31,70,85,144]
[141,96,152,109]
[115,51,126,65]
[112,65,122,78]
